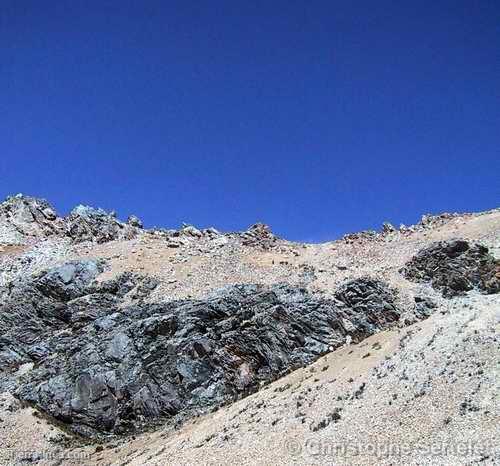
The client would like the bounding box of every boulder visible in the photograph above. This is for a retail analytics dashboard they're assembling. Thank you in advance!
[402,239,499,297]
[35,260,104,301]
[180,225,203,238]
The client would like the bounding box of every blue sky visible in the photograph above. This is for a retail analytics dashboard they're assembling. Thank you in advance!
[1,1,498,241]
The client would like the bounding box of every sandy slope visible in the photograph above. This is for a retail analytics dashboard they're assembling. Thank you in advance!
[0,209,498,465]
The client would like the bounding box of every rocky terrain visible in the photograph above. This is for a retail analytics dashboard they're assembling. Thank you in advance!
[0,194,498,465]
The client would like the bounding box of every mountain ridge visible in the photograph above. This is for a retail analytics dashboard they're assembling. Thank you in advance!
[0,194,498,465]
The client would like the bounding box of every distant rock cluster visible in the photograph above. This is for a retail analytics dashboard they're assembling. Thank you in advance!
[0,194,143,245]
[341,212,480,244]
[403,239,500,297]
[147,224,225,248]
[66,205,139,243]
[0,195,283,252]
[239,223,277,249]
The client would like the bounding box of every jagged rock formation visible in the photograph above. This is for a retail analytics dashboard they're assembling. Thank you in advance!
[403,239,500,297]
[66,206,139,243]
[127,215,143,229]
[381,222,396,233]
[0,195,279,249]
[0,194,64,242]
[0,195,143,245]
[0,260,405,438]
[240,223,277,248]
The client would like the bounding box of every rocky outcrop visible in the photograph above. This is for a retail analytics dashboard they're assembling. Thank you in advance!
[342,230,378,243]
[0,195,143,245]
[0,194,64,242]
[418,212,462,229]
[0,261,404,438]
[127,215,143,229]
[240,223,277,249]
[65,206,140,243]
[381,222,396,234]
[403,239,500,297]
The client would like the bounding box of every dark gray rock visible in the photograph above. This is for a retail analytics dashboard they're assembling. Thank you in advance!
[35,260,104,301]
[0,262,405,438]
[414,295,437,318]
[402,239,499,297]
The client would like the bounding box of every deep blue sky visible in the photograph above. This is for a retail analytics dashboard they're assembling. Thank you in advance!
[1,1,498,241]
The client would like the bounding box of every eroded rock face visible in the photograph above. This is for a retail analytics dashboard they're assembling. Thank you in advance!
[403,240,500,297]
[0,261,403,438]
[65,205,139,243]
[0,194,64,242]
